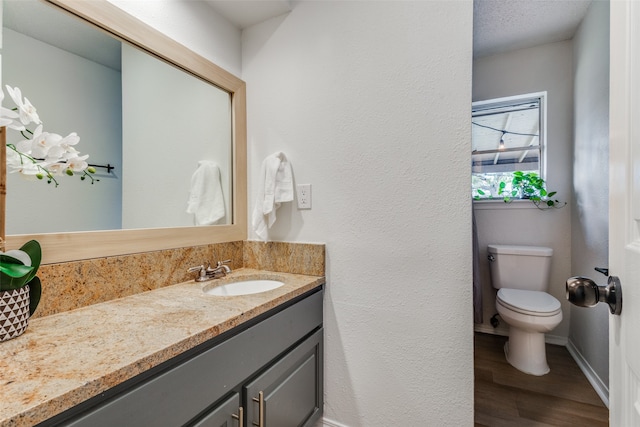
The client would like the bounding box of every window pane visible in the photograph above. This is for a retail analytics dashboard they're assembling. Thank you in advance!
[471,94,543,200]
[472,150,539,174]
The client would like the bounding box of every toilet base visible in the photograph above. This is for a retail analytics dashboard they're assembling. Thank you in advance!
[504,327,550,376]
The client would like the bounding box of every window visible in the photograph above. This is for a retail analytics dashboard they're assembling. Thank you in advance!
[471,92,546,200]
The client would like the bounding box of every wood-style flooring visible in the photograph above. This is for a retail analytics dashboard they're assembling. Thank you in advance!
[474,332,609,427]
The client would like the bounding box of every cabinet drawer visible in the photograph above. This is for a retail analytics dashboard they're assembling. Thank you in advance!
[60,290,323,427]
[191,392,242,427]
[245,329,323,427]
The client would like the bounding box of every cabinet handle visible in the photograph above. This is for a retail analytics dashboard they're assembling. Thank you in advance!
[231,407,243,426]
[252,391,264,427]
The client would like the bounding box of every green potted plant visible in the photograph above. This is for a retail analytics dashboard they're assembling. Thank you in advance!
[0,240,42,341]
[499,171,565,209]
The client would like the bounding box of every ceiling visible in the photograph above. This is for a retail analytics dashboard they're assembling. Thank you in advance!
[204,0,593,58]
[203,0,293,29]
[4,0,593,72]
[473,0,593,58]
[3,0,121,71]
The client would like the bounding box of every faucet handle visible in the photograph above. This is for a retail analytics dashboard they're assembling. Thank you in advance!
[216,259,232,273]
[187,265,207,280]
[187,265,204,273]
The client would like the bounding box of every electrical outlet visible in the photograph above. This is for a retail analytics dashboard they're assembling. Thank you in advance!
[296,184,312,209]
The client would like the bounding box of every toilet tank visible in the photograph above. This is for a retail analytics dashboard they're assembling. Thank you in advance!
[487,244,553,291]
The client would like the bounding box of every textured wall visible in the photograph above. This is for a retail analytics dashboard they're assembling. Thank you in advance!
[570,0,610,395]
[242,2,473,425]
[473,41,574,342]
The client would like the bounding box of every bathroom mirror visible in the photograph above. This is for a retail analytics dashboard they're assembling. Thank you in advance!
[3,0,247,263]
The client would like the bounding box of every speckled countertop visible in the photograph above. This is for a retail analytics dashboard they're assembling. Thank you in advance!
[0,269,325,427]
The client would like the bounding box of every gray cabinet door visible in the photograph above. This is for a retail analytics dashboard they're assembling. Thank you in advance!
[191,393,242,427]
[244,329,323,427]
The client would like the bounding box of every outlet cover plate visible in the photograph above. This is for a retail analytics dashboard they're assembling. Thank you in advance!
[296,184,311,209]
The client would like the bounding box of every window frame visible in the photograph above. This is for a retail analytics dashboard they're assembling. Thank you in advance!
[471,91,548,202]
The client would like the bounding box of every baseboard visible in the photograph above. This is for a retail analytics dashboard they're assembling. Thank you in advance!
[474,324,508,337]
[566,339,610,408]
[315,417,350,427]
[473,324,567,346]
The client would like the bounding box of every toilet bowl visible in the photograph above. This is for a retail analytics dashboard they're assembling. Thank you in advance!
[487,244,563,376]
[496,288,562,375]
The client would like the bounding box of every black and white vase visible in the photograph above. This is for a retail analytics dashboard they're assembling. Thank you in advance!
[0,285,30,342]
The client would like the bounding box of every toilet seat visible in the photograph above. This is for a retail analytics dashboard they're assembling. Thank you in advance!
[497,288,561,317]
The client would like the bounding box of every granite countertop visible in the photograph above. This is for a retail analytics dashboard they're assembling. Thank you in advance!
[0,268,325,427]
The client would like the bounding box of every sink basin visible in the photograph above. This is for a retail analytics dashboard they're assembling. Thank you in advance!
[203,279,285,296]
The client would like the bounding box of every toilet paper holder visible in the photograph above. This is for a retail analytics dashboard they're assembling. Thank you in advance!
[566,275,622,315]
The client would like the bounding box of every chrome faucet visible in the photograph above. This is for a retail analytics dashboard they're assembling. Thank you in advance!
[187,260,232,282]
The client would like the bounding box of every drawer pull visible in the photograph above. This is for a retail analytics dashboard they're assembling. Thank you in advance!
[231,407,243,426]
[252,391,264,427]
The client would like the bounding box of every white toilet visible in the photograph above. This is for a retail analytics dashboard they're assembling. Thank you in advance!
[487,244,562,376]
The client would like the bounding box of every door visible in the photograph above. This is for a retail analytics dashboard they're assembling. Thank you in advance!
[244,329,323,427]
[609,0,640,424]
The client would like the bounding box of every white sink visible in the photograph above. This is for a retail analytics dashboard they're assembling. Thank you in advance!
[203,279,285,296]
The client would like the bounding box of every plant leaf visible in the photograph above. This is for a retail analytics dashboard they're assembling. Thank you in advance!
[20,240,41,284]
[0,255,34,290]
[28,277,42,316]
[0,262,33,278]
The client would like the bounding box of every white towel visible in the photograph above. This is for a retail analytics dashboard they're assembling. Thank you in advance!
[252,152,293,240]
[186,160,225,225]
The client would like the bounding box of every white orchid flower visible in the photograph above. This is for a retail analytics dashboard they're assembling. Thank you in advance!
[46,162,66,176]
[5,85,41,125]
[5,146,23,171]
[67,154,89,172]
[30,128,64,160]
[0,116,14,128]
[59,132,80,148]
[2,85,95,186]
[0,92,26,131]
[12,161,42,176]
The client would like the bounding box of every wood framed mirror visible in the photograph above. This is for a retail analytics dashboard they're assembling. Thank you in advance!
[1,0,247,264]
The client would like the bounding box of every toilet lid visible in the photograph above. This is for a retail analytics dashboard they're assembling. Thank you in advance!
[497,288,561,315]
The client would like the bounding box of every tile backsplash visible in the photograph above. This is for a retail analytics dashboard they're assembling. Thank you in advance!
[34,241,324,319]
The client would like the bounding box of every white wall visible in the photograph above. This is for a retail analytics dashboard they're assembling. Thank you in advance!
[473,41,574,342]
[242,2,473,425]
[107,0,242,77]
[3,28,122,234]
[570,0,610,396]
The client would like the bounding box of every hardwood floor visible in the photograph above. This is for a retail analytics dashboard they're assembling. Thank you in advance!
[474,333,609,427]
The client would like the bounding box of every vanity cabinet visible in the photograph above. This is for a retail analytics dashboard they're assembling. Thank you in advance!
[192,392,242,427]
[192,329,322,427]
[41,289,323,427]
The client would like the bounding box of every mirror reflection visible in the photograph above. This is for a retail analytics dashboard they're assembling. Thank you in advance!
[3,0,232,235]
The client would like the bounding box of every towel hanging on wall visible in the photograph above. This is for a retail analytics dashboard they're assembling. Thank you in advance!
[186,160,225,225]
[252,152,293,240]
